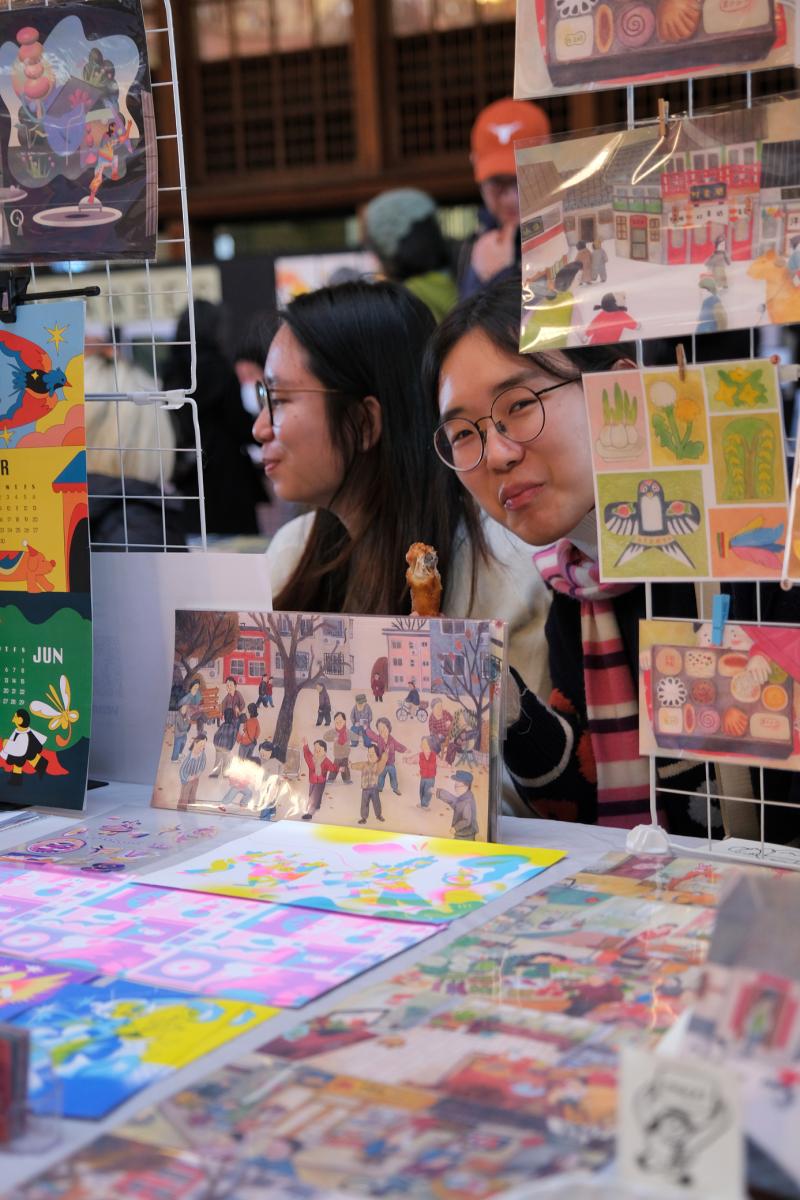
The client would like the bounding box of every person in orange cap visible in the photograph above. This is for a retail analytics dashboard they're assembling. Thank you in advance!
[458,97,550,299]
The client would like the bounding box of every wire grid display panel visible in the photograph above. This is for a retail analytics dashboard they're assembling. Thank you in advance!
[620,80,800,867]
[25,0,207,548]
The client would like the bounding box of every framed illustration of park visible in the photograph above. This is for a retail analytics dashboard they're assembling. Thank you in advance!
[151,610,508,843]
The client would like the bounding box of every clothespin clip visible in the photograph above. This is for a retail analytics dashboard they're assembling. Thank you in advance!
[676,343,687,382]
[710,593,730,647]
[657,98,669,140]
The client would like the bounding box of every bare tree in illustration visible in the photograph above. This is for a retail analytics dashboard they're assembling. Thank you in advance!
[174,610,240,694]
[432,621,493,741]
[247,613,342,761]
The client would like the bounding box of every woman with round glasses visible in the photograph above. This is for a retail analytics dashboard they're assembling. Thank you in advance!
[253,281,551,688]
[425,278,800,837]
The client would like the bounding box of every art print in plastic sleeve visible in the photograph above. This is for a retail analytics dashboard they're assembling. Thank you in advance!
[784,450,800,581]
[639,617,800,770]
[152,609,508,843]
[0,0,157,263]
[517,99,800,349]
[584,359,789,582]
[514,0,798,100]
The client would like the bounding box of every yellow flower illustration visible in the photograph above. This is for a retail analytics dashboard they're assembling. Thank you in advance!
[675,395,700,423]
[737,383,760,407]
[714,380,738,407]
[728,367,749,382]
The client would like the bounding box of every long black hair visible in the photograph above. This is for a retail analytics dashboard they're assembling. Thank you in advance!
[273,280,486,615]
[422,275,630,403]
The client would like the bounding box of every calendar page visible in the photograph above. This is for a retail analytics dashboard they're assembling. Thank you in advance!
[0,298,90,810]
[0,595,92,807]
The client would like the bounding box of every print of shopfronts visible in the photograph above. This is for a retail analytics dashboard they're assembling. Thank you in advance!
[756,141,800,256]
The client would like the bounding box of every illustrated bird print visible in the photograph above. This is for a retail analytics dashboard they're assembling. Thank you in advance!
[604,478,701,568]
[0,329,69,442]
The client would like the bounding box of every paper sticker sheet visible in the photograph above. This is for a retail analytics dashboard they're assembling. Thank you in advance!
[514,0,799,99]
[517,100,800,349]
[0,809,244,875]
[0,0,157,263]
[0,864,440,1008]
[139,821,565,924]
[152,609,507,843]
[11,977,275,1118]
[584,359,789,581]
[639,617,800,770]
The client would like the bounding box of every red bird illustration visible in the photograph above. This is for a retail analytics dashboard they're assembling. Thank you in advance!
[0,329,69,438]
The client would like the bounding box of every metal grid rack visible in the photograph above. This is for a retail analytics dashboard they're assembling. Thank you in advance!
[20,0,207,550]
[621,80,800,868]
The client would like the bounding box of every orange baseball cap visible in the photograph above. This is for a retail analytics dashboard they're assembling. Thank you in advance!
[470,98,550,184]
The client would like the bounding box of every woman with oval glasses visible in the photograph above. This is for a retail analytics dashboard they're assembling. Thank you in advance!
[425,278,800,837]
[252,280,551,695]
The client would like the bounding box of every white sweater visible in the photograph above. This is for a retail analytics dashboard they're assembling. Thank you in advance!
[265,511,552,700]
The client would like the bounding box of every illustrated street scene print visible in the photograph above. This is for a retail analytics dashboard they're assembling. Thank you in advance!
[152,610,507,842]
[516,99,800,348]
[584,358,789,581]
[0,0,157,262]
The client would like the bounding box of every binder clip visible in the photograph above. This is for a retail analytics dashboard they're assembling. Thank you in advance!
[710,593,730,646]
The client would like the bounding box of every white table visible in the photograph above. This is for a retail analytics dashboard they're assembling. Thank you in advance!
[0,783,706,1193]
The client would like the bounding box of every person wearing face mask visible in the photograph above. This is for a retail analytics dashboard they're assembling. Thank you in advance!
[424,277,800,840]
[458,98,550,301]
[164,301,264,536]
[253,279,553,708]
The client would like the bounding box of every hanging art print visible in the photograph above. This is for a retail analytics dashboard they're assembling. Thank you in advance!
[516,98,800,350]
[584,358,790,581]
[0,0,157,263]
[152,609,507,842]
[639,617,800,770]
[514,0,799,99]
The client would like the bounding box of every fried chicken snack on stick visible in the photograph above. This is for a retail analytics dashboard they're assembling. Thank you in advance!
[406,542,442,616]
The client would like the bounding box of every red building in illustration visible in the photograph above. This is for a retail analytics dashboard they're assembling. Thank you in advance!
[221,623,271,686]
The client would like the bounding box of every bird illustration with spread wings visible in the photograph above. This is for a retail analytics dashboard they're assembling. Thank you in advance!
[604,478,701,569]
[0,329,69,441]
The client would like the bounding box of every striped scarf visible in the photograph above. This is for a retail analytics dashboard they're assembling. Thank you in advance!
[532,539,653,828]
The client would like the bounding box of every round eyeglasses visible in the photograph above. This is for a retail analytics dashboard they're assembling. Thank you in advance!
[433,380,576,472]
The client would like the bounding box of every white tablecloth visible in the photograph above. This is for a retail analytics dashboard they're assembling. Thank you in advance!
[0,784,706,1193]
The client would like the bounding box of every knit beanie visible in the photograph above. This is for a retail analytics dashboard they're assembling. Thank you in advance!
[363,189,436,261]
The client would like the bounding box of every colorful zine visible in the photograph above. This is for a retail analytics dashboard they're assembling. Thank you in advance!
[639,617,800,770]
[516,99,800,349]
[515,0,798,99]
[0,953,96,1020]
[584,359,789,581]
[152,609,507,842]
[0,866,441,1008]
[0,810,246,875]
[0,0,157,263]
[11,977,275,1119]
[139,821,565,924]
